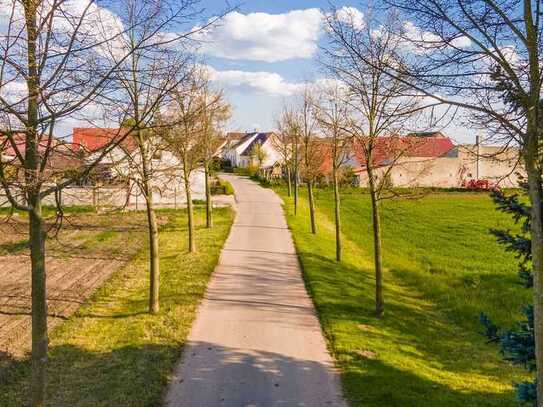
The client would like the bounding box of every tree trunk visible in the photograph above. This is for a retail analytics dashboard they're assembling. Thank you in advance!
[307,180,316,234]
[368,169,384,318]
[29,198,47,407]
[523,13,543,404]
[144,189,160,314]
[526,136,543,405]
[333,166,342,262]
[286,165,292,197]
[138,134,160,314]
[293,145,299,215]
[204,161,212,228]
[25,3,47,404]
[184,171,196,253]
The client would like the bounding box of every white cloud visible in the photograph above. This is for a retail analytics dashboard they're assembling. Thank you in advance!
[334,7,364,30]
[194,9,323,62]
[451,36,472,49]
[404,21,441,44]
[206,66,305,96]
[0,80,26,101]
[500,45,519,63]
[403,21,471,52]
[0,0,128,63]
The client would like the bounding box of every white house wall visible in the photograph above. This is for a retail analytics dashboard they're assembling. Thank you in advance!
[224,134,259,167]
[226,135,282,169]
[357,147,524,188]
[5,144,208,209]
[262,138,282,167]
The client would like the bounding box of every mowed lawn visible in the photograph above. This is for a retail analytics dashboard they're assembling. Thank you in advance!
[276,186,530,406]
[0,207,233,406]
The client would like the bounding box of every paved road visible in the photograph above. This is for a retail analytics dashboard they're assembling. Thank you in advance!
[165,175,347,407]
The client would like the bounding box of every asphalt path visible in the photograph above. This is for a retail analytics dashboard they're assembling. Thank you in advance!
[165,175,347,407]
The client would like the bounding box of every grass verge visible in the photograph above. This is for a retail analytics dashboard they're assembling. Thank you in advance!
[0,207,233,406]
[276,186,529,406]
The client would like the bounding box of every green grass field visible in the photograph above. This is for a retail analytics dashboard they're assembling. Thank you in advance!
[0,207,233,406]
[276,186,530,406]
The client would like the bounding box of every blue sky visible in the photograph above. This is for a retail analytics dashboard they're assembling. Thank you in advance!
[195,1,365,132]
[193,1,474,143]
[0,0,477,143]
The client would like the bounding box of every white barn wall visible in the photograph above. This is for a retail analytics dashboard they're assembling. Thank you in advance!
[357,146,524,188]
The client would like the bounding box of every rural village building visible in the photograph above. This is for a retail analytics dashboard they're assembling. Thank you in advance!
[353,132,523,188]
[71,128,205,207]
[1,128,524,210]
[222,130,523,189]
[221,132,281,168]
[0,128,205,208]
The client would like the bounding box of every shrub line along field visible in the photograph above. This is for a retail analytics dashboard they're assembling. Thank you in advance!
[275,186,530,406]
[0,206,233,406]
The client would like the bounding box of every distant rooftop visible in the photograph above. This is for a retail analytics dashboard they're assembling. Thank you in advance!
[240,132,274,156]
[72,128,134,153]
[406,131,446,138]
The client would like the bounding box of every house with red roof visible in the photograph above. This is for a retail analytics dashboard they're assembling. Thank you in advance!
[1,130,82,174]
[0,127,206,208]
[72,127,135,154]
[352,132,523,188]
[72,127,205,206]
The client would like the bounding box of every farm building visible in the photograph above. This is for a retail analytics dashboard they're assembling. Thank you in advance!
[352,132,523,188]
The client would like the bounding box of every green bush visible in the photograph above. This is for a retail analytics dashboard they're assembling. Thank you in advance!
[233,167,252,176]
[210,179,234,195]
[222,180,234,195]
[233,165,259,177]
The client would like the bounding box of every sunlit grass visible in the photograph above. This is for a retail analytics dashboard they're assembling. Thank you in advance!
[0,207,233,406]
[277,186,529,406]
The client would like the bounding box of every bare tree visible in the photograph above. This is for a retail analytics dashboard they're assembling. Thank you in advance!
[324,8,423,317]
[314,84,352,261]
[274,113,294,196]
[163,79,206,253]
[299,89,321,234]
[277,106,301,212]
[104,0,199,314]
[0,0,224,402]
[198,78,230,229]
[0,1,181,403]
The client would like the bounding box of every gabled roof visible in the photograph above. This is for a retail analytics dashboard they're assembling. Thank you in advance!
[1,131,61,159]
[225,132,246,142]
[406,131,447,138]
[240,132,274,156]
[230,132,258,151]
[0,131,83,172]
[354,135,455,168]
[72,128,135,153]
